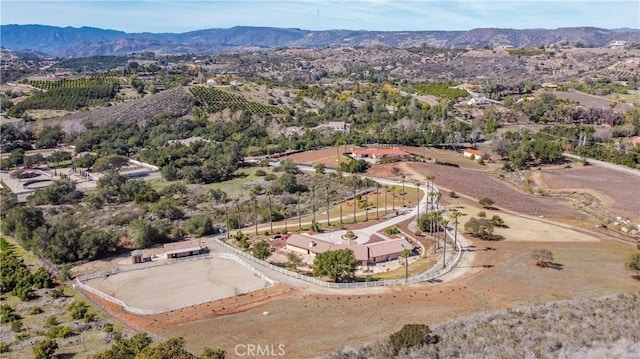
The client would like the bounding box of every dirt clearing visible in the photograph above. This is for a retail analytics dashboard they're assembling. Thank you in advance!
[84,257,272,312]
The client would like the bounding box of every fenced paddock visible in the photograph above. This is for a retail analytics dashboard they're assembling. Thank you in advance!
[78,253,275,315]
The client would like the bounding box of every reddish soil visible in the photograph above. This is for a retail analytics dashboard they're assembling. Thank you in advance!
[281,146,346,167]
[537,165,640,221]
[369,162,584,220]
[82,284,295,334]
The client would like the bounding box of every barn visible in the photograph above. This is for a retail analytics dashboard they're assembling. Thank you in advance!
[164,240,204,259]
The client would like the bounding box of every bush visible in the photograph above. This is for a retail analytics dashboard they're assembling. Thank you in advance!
[47,325,74,339]
[388,324,439,353]
[33,338,58,359]
[384,227,400,236]
[449,191,458,198]
[29,307,44,315]
[68,301,89,320]
[491,215,505,227]
[479,197,495,208]
[45,316,58,326]
[185,214,214,237]
[0,342,9,353]
[264,173,277,181]
[255,169,267,176]
[10,320,22,332]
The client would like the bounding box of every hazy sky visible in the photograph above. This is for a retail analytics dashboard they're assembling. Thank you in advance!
[2,0,639,33]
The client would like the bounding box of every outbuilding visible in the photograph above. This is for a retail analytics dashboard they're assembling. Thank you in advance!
[164,240,204,259]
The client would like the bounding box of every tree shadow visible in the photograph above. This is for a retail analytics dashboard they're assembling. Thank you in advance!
[537,261,564,270]
[57,353,76,359]
[631,275,640,281]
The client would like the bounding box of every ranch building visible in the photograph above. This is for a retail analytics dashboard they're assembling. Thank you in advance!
[164,240,205,259]
[285,233,413,266]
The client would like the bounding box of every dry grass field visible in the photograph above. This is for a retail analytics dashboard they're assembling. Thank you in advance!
[84,257,272,312]
[535,166,640,221]
[147,237,637,358]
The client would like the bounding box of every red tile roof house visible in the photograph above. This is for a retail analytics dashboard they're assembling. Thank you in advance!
[164,240,204,259]
[351,148,412,164]
[285,233,413,266]
[463,148,488,161]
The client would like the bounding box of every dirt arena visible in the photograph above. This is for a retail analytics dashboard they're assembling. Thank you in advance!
[84,257,273,312]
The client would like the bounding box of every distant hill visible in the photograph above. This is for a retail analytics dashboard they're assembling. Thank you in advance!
[2,24,639,57]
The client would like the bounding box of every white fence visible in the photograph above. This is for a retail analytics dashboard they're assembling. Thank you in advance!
[213,227,463,289]
[75,252,276,315]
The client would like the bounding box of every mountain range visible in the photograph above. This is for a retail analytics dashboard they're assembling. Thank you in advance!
[2,24,639,57]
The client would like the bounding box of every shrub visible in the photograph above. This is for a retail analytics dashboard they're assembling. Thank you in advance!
[49,288,65,299]
[477,211,487,218]
[10,320,22,332]
[479,197,495,208]
[47,325,73,339]
[0,342,9,353]
[45,316,58,326]
[255,169,267,176]
[33,338,58,359]
[449,191,458,198]
[0,304,21,324]
[68,301,89,320]
[491,215,505,227]
[185,214,214,237]
[29,307,44,315]
[388,324,439,353]
[264,174,277,181]
[384,227,400,236]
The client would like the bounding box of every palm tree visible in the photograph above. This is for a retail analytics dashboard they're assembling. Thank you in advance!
[429,190,439,212]
[324,183,331,226]
[441,218,449,268]
[250,187,260,235]
[296,191,302,231]
[432,210,442,253]
[415,181,421,221]
[352,176,358,223]
[425,175,435,212]
[400,174,406,207]
[283,204,288,233]
[400,246,411,283]
[449,209,463,249]
[384,185,389,214]
[364,189,369,221]
[216,191,230,239]
[266,190,273,234]
[375,182,380,219]
[310,184,316,224]
[233,197,241,230]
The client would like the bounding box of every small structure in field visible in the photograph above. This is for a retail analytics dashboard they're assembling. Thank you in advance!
[463,148,488,161]
[351,148,412,164]
[164,240,204,259]
[131,250,146,264]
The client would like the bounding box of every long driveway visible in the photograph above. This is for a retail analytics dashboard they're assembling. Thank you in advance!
[200,171,472,293]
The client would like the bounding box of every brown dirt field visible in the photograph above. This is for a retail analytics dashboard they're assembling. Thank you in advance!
[397,146,492,170]
[148,238,638,358]
[282,146,497,171]
[553,91,615,109]
[369,162,584,221]
[84,258,272,312]
[281,146,349,167]
[536,166,640,221]
[83,284,295,335]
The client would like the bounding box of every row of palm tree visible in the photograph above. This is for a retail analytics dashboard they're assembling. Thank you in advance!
[212,179,415,237]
